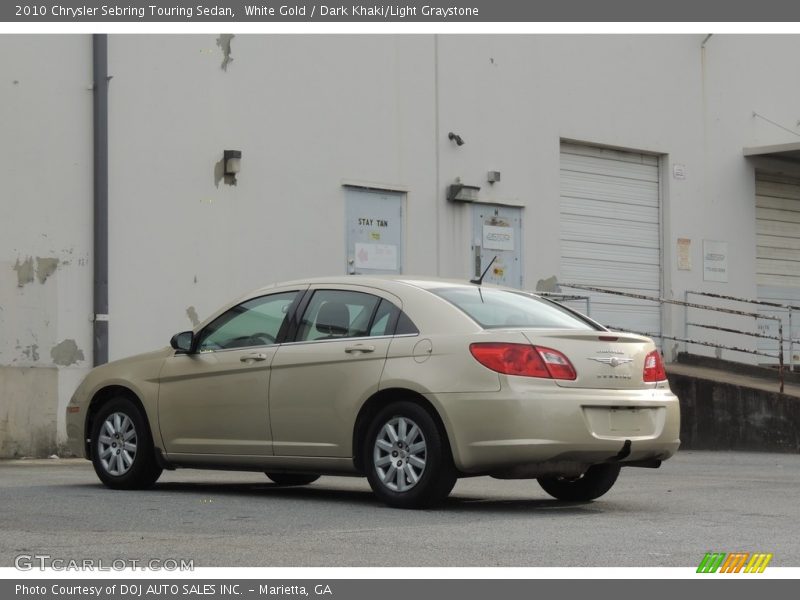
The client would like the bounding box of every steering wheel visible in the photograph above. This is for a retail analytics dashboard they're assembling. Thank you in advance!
[250,332,276,345]
[222,332,277,348]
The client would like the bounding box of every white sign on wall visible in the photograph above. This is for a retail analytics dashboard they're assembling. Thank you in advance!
[354,243,398,271]
[703,240,728,282]
[483,225,514,251]
[677,237,691,271]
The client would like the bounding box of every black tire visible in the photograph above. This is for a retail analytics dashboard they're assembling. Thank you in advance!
[537,463,621,501]
[265,473,320,486]
[364,401,456,509]
[90,396,162,490]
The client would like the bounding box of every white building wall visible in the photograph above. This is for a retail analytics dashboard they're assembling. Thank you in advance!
[6,33,800,455]
[0,35,93,456]
[107,35,439,359]
[688,35,800,361]
[435,35,706,293]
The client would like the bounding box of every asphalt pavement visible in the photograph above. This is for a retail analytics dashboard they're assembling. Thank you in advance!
[0,450,797,567]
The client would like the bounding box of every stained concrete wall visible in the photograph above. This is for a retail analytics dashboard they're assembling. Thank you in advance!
[0,367,59,456]
[0,36,93,456]
[669,371,800,453]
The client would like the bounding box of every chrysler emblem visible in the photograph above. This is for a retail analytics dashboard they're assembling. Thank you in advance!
[588,356,633,367]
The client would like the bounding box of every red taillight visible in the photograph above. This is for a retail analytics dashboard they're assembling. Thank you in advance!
[643,350,667,382]
[469,343,577,380]
[537,347,578,380]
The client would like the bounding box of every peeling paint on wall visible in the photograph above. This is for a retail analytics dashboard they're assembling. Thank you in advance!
[12,256,62,286]
[186,306,200,327]
[13,257,34,287]
[536,275,561,293]
[36,257,60,284]
[50,339,85,366]
[216,34,234,71]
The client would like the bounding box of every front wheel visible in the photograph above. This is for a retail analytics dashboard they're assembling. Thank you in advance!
[364,401,456,509]
[90,397,162,490]
[537,463,621,501]
[265,473,320,486]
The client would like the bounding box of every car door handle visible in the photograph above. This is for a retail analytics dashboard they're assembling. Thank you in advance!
[344,344,376,354]
[240,352,268,362]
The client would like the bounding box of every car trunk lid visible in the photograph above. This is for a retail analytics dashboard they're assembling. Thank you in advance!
[520,329,657,389]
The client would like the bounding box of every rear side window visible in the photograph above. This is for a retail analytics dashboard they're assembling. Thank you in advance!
[431,287,597,330]
[297,290,381,341]
[369,299,398,336]
[296,291,420,341]
[368,299,420,336]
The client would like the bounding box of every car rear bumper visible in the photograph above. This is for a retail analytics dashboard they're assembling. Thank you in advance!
[429,381,680,475]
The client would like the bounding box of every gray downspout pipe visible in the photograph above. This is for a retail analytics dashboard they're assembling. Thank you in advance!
[93,34,109,366]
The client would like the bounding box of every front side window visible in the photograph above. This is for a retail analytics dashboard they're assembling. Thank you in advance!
[197,291,298,351]
[431,287,598,330]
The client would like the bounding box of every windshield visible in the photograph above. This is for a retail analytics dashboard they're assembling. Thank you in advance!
[432,287,598,330]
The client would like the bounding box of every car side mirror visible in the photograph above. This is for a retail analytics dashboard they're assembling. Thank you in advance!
[170,331,195,354]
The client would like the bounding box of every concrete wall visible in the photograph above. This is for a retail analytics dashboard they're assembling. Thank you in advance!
[6,34,800,455]
[0,36,93,456]
[669,371,800,453]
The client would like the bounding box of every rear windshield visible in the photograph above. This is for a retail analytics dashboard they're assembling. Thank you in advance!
[431,287,598,330]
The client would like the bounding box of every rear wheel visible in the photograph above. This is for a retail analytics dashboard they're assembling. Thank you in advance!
[265,473,320,486]
[537,463,621,501]
[90,397,162,489]
[364,401,456,509]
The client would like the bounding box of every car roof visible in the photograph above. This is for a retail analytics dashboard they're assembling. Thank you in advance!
[250,275,518,296]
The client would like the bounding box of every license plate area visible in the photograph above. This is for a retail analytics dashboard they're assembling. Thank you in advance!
[609,408,642,432]
[583,406,664,439]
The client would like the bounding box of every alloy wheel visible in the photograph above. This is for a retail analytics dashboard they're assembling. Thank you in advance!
[97,412,138,476]
[372,416,427,492]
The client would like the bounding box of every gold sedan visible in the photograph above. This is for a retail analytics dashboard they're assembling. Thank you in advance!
[66,277,680,509]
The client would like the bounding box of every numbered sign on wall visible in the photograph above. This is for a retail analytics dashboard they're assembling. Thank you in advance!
[472,204,523,288]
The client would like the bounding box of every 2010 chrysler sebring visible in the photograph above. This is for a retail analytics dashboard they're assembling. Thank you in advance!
[66,277,680,509]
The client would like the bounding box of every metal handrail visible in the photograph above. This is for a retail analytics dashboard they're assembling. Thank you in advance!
[686,290,798,373]
[686,290,800,311]
[685,322,782,342]
[559,283,787,393]
[603,326,780,360]
[560,284,780,320]
[535,291,591,316]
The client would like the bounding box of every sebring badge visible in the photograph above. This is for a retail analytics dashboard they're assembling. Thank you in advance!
[587,356,633,367]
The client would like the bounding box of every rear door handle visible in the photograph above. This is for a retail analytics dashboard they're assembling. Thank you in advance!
[240,352,268,362]
[344,344,376,354]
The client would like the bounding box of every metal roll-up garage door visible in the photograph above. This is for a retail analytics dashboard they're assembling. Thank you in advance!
[756,173,800,361]
[559,142,662,339]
